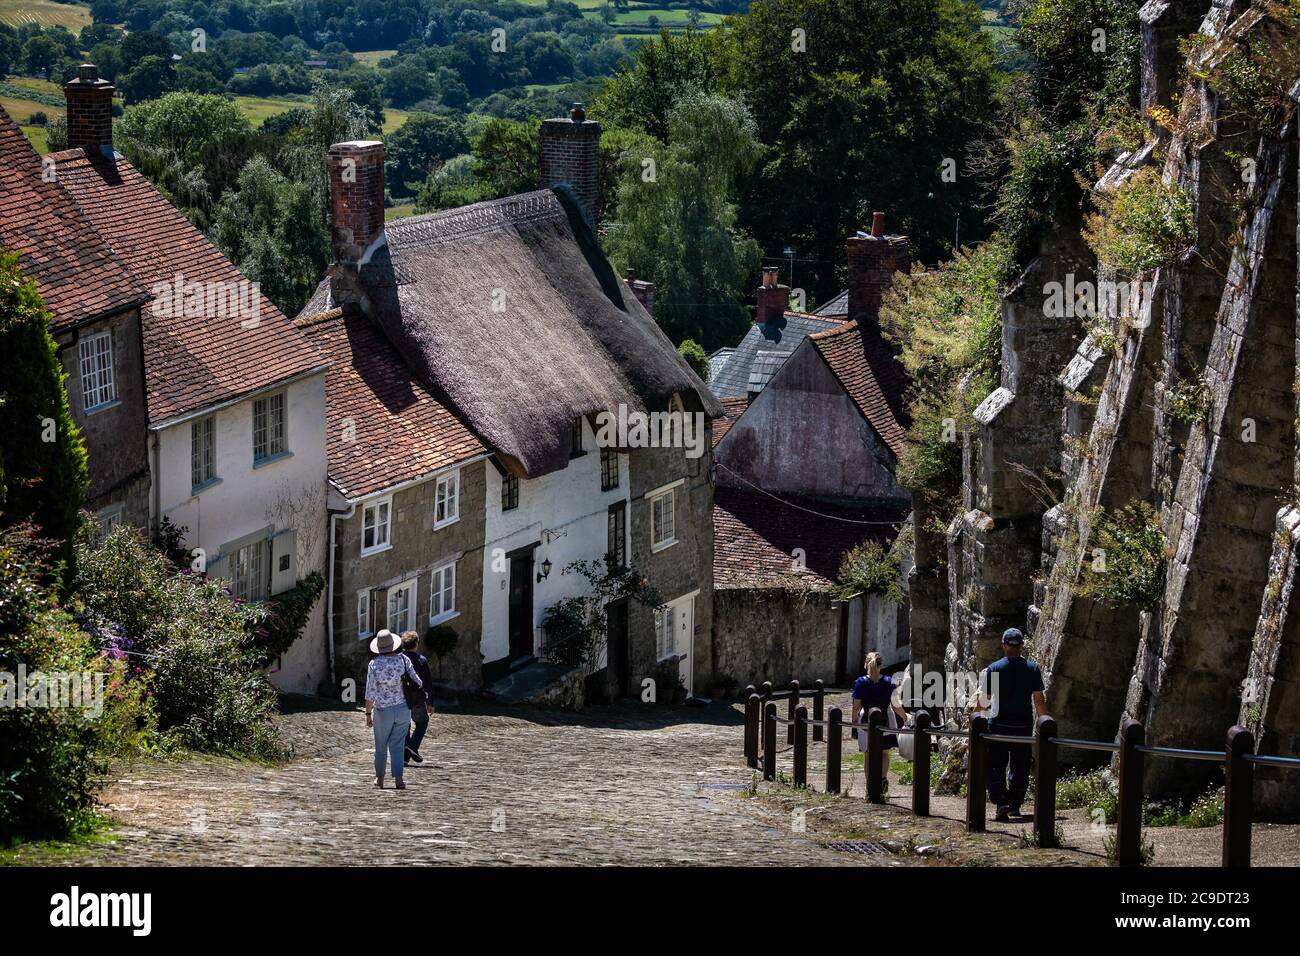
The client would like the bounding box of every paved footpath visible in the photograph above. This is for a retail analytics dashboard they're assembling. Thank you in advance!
[64,700,858,867]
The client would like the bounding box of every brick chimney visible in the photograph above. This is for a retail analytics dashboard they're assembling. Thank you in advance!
[63,64,115,153]
[625,269,656,316]
[327,141,386,268]
[755,267,789,324]
[845,212,910,327]
[539,102,601,225]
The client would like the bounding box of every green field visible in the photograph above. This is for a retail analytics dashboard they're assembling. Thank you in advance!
[232,94,413,133]
[353,50,397,66]
[0,0,91,30]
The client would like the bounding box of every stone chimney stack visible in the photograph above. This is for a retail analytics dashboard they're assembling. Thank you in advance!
[755,267,790,325]
[539,102,602,225]
[625,269,656,316]
[845,212,910,327]
[63,64,115,152]
[327,141,386,268]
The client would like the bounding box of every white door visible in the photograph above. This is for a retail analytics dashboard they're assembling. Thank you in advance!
[673,594,695,697]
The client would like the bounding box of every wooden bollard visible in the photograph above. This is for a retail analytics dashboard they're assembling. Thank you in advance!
[760,680,773,701]
[866,707,885,803]
[787,680,800,744]
[813,679,825,742]
[1116,717,1146,867]
[1034,715,1059,848]
[793,705,808,788]
[1223,725,1255,868]
[966,714,988,832]
[763,703,777,781]
[826,706,842,794]
[744,694,761,768]
[913,710,931,817]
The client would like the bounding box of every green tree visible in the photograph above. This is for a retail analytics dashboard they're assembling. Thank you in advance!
[21,35,62,78]
[469,118,541,199]
[383,58,434,108]
[119,54,177,104]
[117,92,255,227]
[603,93,761,349]
[0,252,89,587]
[385,112,470,197]
[677,339,709,382]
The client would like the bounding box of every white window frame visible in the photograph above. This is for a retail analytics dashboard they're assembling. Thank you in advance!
[191,415,217,491]
[95,505,124,537]
[361,495,392,556]
[433,469,460,529]
[429,560,457,625]
[253,392,287,463]
[655,604,677,661]
[231,539,266,603]
[387,577,417,635]
[356,589,372,638]
[79,330,116,411]
[650,488,677,552]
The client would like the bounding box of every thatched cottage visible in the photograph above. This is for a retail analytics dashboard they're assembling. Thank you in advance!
[299,120,721,703]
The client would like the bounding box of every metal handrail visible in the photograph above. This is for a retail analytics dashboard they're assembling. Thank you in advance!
[1244,753,1300,767]
[1050,736,1121,753]
[1136,744,1225,762]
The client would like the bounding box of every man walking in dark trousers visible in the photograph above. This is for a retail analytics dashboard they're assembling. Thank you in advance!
[401,631,435,764]
[978,627,1049,822]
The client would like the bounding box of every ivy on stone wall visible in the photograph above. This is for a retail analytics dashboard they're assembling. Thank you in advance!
[1079,502,1167,611]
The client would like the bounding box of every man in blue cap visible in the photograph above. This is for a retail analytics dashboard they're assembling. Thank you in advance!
[978,627,1049,822]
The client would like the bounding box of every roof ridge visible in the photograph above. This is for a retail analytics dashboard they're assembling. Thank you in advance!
[293,307,345,328]
[386,189,561,247]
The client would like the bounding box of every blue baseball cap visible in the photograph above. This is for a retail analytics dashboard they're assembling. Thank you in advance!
[1001,627,1024,646]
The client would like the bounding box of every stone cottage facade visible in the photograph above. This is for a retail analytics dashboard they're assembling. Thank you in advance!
[299,119,720,699]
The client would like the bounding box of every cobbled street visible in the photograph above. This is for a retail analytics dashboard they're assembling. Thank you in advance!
[60,699,857,867]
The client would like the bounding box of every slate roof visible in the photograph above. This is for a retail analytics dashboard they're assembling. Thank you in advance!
[813,289,849,318]
[0,107,148,329]
[709,311,845,399]
[809,321,910,457]
[45,145,328,424]
[301,187,721,478]
[713,486,904,589]
[707,346,735,383]
[294,308,485,499]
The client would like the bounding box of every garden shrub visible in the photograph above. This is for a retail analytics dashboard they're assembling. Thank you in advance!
[1080,502,1167,611]
[1084,167,1195,275]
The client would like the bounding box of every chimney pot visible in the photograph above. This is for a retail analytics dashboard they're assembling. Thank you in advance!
[63,62,115,151]
[871,211,885,237]
[846,225,910,327]
[540,107,602,224]
[327,140,386,271]
[756,268,789,324]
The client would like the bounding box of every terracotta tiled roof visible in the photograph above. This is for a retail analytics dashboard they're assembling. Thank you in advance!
[295,308,485,499]
[713,486,904,589]
[810,321,909,456]
[0,107,147,328]
[712,395,748,447]
[45,146,327,423]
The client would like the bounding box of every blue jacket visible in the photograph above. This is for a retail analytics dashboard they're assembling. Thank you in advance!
[404,650,436,705]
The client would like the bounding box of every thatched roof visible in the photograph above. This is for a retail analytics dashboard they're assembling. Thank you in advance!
[302,187,721,478]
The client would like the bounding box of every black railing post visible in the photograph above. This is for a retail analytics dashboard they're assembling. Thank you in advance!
[913,711,931,817]
[866,707,885,803]
[787,680,800,744]
[1034,715,1059,848]
[1116,717,1146,867]
[826,706,842,794]
[966,715,988,833]
[1223,725,1255,868]
[794,705,808,788]
[760,680,773,702]
[813,679,825,742]
[744,693,760,769]
[763,703,777,781]
[744,684,757,706]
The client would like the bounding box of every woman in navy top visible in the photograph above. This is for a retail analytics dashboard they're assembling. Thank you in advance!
[852,652,909,794]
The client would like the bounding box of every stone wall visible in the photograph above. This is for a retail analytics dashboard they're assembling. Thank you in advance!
[712,588,842,687]
[934,1,1300,807]
[332,460,488,696]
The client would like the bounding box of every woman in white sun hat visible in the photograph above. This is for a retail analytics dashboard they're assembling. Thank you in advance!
[365,629,423,789]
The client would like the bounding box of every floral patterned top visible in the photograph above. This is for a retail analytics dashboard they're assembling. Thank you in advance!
[365,653,421,709]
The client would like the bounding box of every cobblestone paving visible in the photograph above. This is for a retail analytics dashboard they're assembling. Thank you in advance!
[67,700,860,867]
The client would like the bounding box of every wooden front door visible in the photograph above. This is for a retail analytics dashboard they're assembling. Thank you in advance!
[508,549,535,661]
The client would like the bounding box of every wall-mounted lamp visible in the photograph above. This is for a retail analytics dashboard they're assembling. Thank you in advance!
[537,558,553,583]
